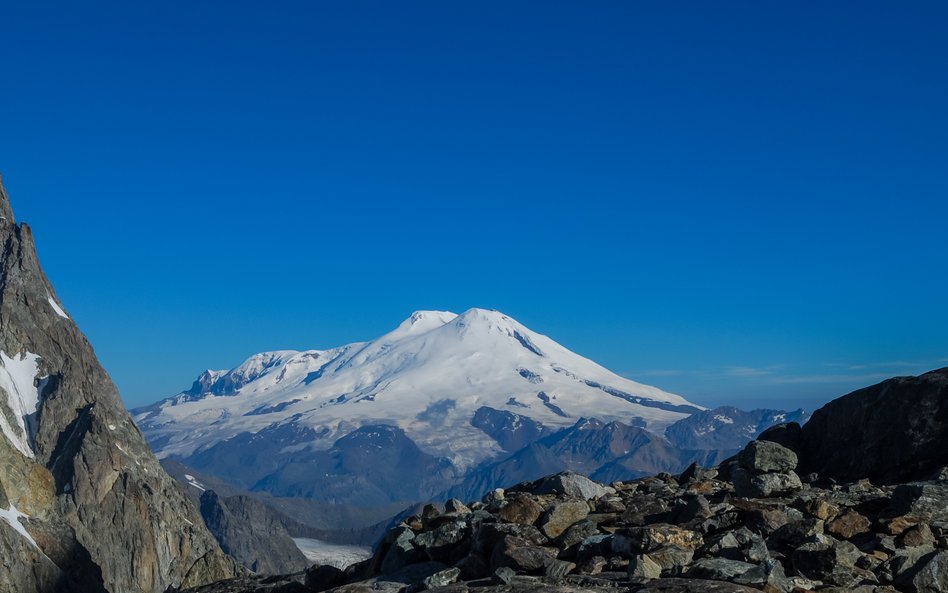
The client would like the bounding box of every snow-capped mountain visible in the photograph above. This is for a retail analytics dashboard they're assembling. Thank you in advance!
[134,309,702,502]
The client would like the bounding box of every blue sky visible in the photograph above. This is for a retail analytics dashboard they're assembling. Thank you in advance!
[1,1,946,410]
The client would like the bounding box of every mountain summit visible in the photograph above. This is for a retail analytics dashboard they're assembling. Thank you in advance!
[133,309,701,499]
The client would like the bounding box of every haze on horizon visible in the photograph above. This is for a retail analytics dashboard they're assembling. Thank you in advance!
[1,1,945,412]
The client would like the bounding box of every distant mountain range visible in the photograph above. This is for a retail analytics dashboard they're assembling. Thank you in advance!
[133,309,805,518]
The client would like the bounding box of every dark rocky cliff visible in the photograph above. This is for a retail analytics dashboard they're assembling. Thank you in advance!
[0,178,238,592]
[798,367,948,484]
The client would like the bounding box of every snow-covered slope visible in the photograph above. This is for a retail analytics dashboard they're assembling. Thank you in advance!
[136,309,700,473]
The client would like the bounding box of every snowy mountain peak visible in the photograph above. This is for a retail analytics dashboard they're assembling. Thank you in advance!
[135,308,703,471]
[405,310,458,327]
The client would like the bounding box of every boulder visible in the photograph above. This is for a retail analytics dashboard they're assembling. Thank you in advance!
[896,550,948,593]
[826,509,871,539]
[497,493,544,525]
[612,524,702,555]
[489,536,557,572]
[628,554,662,579]
[534,473,609,500]
[557,520,600,552]
[685,557,757,580]
[422,567,461,589]
[738,441,798,473]
[539,500,589,539]
[893,482,948,523]
[732,468,803,498]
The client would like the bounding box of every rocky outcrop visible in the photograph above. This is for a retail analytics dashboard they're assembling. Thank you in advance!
[798,368,948,484]
[180,438,948,593]
[0,178,237,592]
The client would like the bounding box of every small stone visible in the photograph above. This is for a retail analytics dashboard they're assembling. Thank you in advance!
[629,554,662,579]
[543,559,576,578]
[444,499,469,515]
[492,566,516,585]
[686,557,757,581]
[422,567,461,590]
[805,499,840,522]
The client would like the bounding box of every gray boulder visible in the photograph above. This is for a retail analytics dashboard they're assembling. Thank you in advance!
[534,472,609,500]
[738,440,798,473]
[896,550,948,593]
[732,468,803,498]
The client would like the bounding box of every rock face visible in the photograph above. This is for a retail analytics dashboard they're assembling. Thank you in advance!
[200,491,310,574]
[0,179,237,592]
[798,367,948,484]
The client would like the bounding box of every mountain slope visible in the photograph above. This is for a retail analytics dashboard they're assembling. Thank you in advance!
[446,418,731,501]
[134,308,703,504]
[0,178,237,592]
[664,406,811,451]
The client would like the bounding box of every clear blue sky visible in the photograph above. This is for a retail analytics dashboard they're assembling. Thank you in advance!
[1,1,946,411]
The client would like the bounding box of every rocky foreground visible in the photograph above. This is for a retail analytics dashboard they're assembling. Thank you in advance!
[178,430,948,593]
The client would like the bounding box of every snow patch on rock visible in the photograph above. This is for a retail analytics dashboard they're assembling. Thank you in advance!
[0,504,38,548]
[47,295,69,319]
[0,351,43,458]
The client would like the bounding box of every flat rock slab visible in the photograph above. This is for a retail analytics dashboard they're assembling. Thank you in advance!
[635,578,761,592]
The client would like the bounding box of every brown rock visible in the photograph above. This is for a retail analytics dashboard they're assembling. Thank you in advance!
[805,499,840,522]
[827,510,871,539]
[614,524,703,554]
[497,493,544,525]
[900,523,937,548]
[539,500,590,539]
